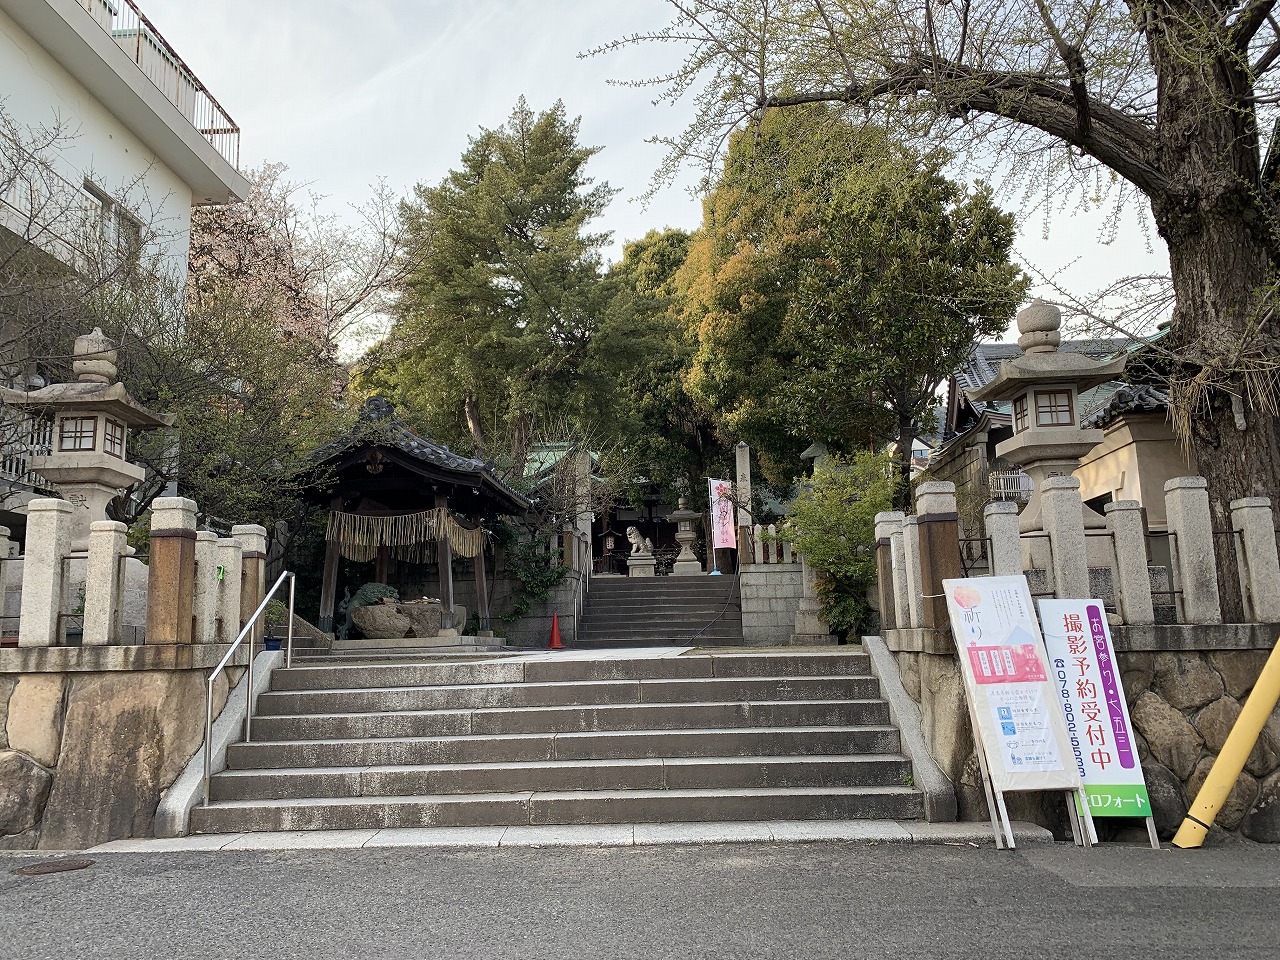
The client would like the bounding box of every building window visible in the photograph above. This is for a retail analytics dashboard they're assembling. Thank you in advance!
[104,418,126,458]
[83,181,142,259]
[1034,390,1074,427]
[1013,395,1029,433]
[58,416,97,452]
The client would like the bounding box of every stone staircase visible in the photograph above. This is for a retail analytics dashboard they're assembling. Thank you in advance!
[190,649,924,834]
[576,576,743,646]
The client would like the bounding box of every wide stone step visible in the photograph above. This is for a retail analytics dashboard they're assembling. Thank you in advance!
[575,626,743,641]
[190,785,924,834]
[208,754,914,801]
[256,675,881,716]
[225,725,902,769]
[269,652,871,690]
[251,699,890,741]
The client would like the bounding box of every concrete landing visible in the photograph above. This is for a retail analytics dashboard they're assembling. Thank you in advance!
[90,819,1054,853]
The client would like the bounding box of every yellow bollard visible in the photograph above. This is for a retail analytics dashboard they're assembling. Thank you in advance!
[1172,635,1280,848]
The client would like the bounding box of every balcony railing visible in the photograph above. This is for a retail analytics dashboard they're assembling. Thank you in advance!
[988,469,1033,502]
[0,412,54,493]
[82,0,240,168]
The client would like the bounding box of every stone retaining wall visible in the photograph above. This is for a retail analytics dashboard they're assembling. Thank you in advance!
[0,645,244,850]
[740,563,803,645]
[883,626,1280,841]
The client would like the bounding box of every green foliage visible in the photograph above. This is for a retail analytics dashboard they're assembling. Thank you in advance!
[494,522,568,621]
[368,98,619,470]
[782,451,895,634]
[676,105,1026,496]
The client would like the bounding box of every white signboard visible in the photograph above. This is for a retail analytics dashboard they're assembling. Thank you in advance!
[944,576,1081,794]
[1039,599,1153,819]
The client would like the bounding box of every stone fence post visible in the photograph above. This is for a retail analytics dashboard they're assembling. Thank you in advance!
[983,501,1021,577]
[83,520,128,645]
[1165,476,1222,624]
[914,482,962,636]
[192,530,220,644]
[18,498,72,647]
[902,516,922,629]
[1041,476,1089,599]
[874,511,905,631]
[1105,500,1154,625]
[233,524,268,642]
[147,497,198,644]
[216,537,244,643]
[1230,497,1280,623]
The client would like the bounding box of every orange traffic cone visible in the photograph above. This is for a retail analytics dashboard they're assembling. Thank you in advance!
[548,612,565,650]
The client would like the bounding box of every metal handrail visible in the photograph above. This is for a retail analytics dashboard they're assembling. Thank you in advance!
[203,569,295,806]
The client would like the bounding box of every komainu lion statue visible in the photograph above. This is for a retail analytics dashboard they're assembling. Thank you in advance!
[625,525,654,556]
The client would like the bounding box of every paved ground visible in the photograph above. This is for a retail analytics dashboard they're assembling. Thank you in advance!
[2,841,1276,960]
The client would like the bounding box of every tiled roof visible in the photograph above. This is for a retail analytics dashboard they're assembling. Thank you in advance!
[1080,384,1170,429]
[311,396,529,512]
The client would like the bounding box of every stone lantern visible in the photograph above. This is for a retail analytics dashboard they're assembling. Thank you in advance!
[667,496,704,576]
[969,301,1126,533]
[2,328,173,551]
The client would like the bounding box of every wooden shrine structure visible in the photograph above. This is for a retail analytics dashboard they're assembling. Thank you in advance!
[306,396,530,632]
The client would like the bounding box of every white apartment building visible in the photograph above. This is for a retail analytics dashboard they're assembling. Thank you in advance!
[0,0,249,529]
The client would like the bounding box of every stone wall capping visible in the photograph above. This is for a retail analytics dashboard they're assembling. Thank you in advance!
[1110,623,1280,652]
[1165,475,1208,491]
[0,643,248,673]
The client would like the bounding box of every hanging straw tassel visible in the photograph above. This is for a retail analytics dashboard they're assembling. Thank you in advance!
[326,508,487,560]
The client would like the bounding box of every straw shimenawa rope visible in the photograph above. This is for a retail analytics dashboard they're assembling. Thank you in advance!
[326,508,486,562]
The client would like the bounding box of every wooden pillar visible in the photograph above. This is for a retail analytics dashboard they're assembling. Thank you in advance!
[436,494,454,628]
[473,515,491,634]
[147,497,198,645]
[318,525,341,633]
[375,544,391,585]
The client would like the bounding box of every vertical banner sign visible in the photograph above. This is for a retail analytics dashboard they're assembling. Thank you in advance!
[943,577,1081,794]
[708,479,737,550]
[1039,599,1152,818]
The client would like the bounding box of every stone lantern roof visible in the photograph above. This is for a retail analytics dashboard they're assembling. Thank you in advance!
[969,300,1128,403]
[0,327,174,428]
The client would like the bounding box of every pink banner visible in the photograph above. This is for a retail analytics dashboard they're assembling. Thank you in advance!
[708,478,737,549]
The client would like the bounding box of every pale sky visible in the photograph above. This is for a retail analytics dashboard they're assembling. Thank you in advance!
[144,0,1168,318]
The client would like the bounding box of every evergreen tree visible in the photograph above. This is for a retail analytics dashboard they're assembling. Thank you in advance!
[372,99,617,471]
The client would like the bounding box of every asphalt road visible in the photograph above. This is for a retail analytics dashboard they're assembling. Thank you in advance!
[2,841,1277,960]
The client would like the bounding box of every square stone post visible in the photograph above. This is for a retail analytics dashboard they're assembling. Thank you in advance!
[902,515,922,629]
[914,481,963,634]
[1039,476,1089,599]
[83,520,128,645]
[216,537,244,643]
[0,525,16,634]
[192,530,220,644]
[1105,500,1154,625]
[233,524,268,642]
[983,501,1022,577]
[1164,476,1222,624]
[19,498,73,647]
[1230,497,1280,623]
[146,497,197,644]
[874,511,905,631]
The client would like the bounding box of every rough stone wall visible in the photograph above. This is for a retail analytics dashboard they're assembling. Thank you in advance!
[0,666,238,850]
[1121,650,1280,841]
[740,564,803,645]
[888,632,1280,841]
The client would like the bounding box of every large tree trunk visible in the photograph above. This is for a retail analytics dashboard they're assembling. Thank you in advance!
[464,393,486,456]
[1149,19,1280,620]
